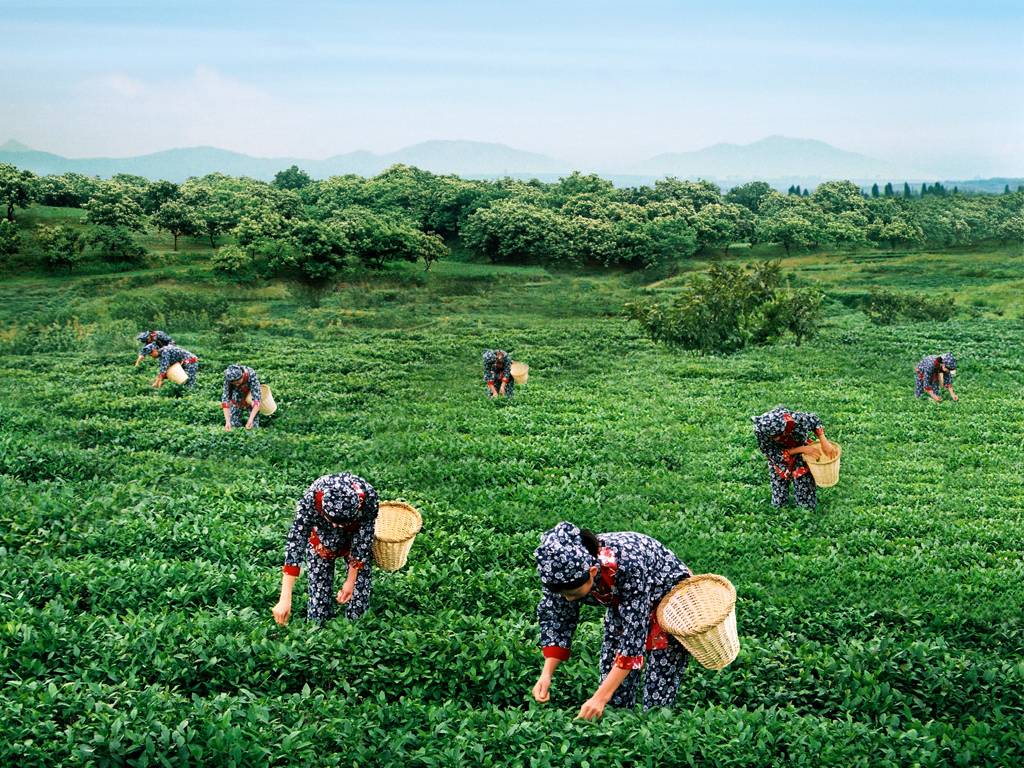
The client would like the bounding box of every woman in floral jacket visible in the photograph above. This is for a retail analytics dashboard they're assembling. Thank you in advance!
[141,342,198,388]
[752,406,836,510]
[483,349,514,399]
[915,352,958,402]
[532,521,691,719]
[134,329,174,366]
[272,473,380,626]
[221,364,262,431]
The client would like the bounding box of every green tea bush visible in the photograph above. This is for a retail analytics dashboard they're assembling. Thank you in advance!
[1,254,1022,766]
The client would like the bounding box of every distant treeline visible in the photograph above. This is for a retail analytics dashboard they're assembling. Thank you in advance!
[1,163,1022,278]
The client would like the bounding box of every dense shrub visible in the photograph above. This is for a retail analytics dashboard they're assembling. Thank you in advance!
[628,261,823,352]
[211,243,255,279]
[0,219,21,257]
[35,224,85,271]
[863,289,956,324]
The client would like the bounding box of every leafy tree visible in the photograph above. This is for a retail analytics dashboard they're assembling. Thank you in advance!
[883,183,894,197]
[562,215,618,266]
[422,177,497,239]
[341,211,449,270]
[871,183,880,198]
[234,209,293,252]
[903,182,913,198]
[462,200,563,263]
[725,181,773,213]
[36,224,85,271]
[273,165,313,191]
[547,172,616,207]
[84,183,145,230]
[693,202,747,252]
[811,181,867,216]
[998,214,1024,245]
[871,217,925,250]
[0,163,36,221]
[1004,184,1011,195]
[755,193,822,254]
[88,226,147,264]
[821,211,869,247]
[35,173,101,208]
[142,180,180,214]
[153,200,200,251]
[643,215,699,266]
[650,178,721,210]
[179,176,240,248]
[109,174,152,207]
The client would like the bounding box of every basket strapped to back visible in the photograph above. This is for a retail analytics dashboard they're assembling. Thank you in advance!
[372,501,423,571]
[656,573,740,670]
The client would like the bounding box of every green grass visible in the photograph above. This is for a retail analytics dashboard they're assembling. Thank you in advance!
[1,232,1023,765]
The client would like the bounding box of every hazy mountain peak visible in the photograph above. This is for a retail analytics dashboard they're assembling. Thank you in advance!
[0,139,34,153]
[637,136,931,180]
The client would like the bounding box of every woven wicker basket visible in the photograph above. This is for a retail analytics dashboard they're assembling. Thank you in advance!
[245,385,277,416]
[656,574,740,670]
[510,361,529,385]
[372,501,422,571]
[805,442,842,488]
[165,363,189,385]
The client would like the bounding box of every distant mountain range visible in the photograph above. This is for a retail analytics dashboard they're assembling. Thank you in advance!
[0,138,564,182]
[1,136,1019,191]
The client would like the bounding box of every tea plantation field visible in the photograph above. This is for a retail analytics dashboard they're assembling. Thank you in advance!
[1,238,1023,766]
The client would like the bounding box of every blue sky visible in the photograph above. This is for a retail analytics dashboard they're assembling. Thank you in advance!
[1,0,1021,175]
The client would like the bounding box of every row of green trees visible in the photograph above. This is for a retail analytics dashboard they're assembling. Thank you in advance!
[1,162,1022,277]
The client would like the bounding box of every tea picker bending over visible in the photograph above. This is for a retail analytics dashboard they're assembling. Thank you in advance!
[752,406,837,510]
[141,342,199,388]
[134,329,174,366]
[533,522,692,719]
[221,364,262,431]
[915,352,958,402]
[483,349,514,399]
[272,473,379,626]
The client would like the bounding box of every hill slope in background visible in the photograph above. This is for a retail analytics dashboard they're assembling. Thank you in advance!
[1,136,1017,190]
[634,136,922,180]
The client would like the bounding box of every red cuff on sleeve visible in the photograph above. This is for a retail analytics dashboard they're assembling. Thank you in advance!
[348,558,365,570]
[614,654,644,670]
[924,387,934,393]
[157,372,166,380]
[282,564,300,576]
[542,646,571,661]
[221,402,230,409]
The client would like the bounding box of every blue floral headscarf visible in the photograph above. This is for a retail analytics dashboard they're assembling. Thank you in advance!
[534,521,598,590]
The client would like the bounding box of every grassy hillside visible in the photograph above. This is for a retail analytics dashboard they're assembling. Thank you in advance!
[1,226,1022,765]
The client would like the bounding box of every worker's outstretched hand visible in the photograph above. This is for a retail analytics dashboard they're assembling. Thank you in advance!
[577,696,606,720]
[272,599,291,626]
[532,675,551,703]
[336,582,354,605]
